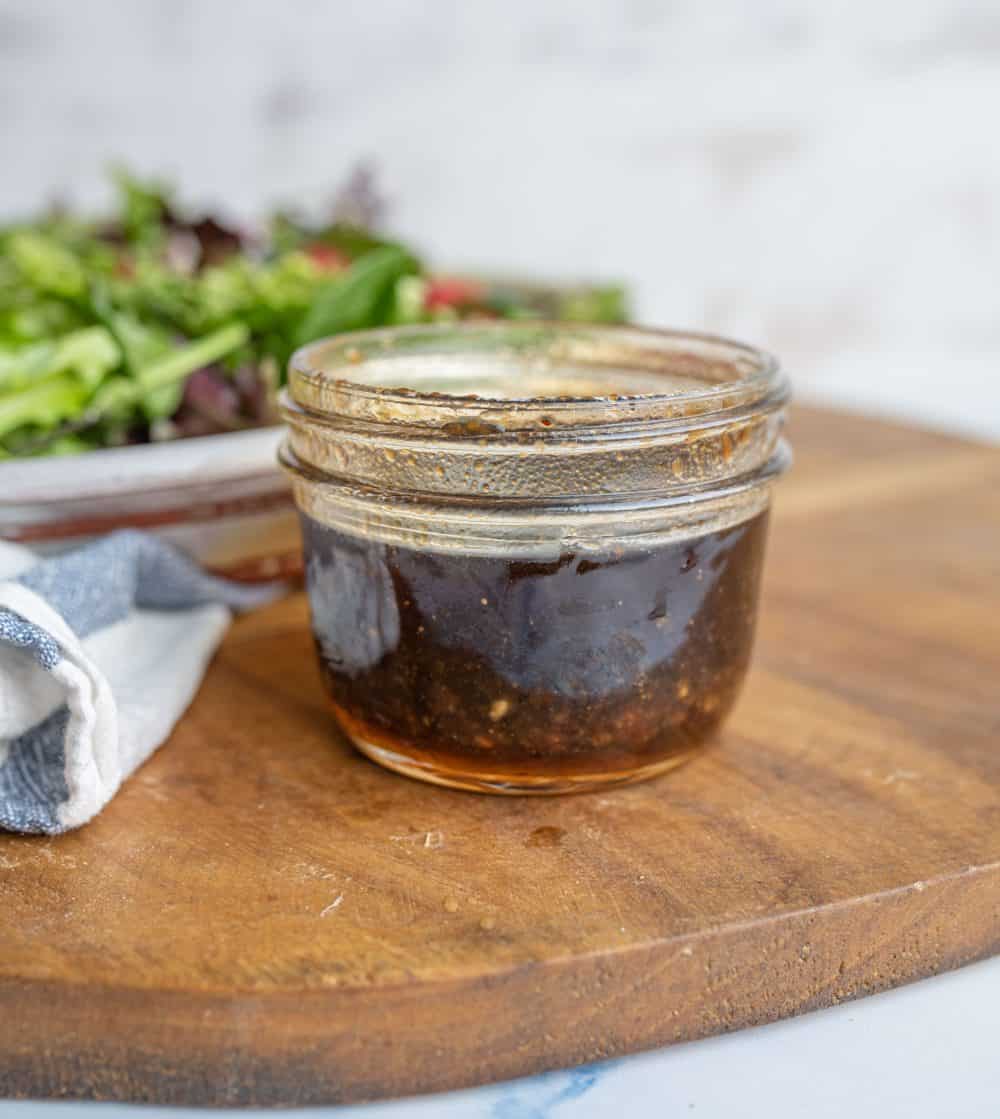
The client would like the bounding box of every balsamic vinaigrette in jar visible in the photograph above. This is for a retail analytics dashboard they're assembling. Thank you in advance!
[281,322,790,793]
[302,511,768,790]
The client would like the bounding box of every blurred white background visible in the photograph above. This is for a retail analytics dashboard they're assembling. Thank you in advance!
[1,0,997,436]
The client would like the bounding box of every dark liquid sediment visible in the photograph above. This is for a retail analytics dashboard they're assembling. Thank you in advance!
[302,511,769,791]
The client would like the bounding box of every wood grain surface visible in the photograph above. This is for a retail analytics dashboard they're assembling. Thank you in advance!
[1,406,998,1107]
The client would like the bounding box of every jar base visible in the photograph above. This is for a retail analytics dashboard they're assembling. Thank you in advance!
[347,733,697,796]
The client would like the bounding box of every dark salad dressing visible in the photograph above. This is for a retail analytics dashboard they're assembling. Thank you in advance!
[302,510,769,786]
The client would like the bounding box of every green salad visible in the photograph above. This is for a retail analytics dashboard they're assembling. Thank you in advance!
[0,170,626,457]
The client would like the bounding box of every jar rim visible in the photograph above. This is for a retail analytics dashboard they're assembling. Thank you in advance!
[281,322,790,539]
[288,321,788,432]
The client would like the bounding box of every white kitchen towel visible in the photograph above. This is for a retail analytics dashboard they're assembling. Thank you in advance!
[0,530,280,834]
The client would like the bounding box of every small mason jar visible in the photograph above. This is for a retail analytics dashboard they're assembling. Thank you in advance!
[281,322,790,794]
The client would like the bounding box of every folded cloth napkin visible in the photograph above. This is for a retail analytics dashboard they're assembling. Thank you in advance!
[0,530,280,834]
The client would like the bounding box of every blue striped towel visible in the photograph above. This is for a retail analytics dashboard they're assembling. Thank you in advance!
[0,531,280,834]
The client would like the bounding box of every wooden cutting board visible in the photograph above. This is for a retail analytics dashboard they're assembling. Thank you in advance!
[2,406,998,1107]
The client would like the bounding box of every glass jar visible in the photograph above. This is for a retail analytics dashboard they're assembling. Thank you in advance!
[280,322,790,794]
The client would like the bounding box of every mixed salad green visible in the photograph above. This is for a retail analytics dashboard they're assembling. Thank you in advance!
[0,170,627,457]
